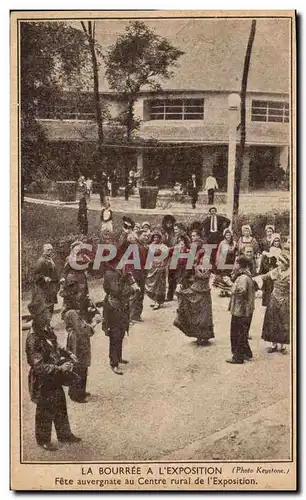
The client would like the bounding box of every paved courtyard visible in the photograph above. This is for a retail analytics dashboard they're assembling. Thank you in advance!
[21,281,291,463]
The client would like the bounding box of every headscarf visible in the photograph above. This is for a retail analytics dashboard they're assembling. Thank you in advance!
[265,224,275,233]
[270,233,281,247]
[241,224,252,235]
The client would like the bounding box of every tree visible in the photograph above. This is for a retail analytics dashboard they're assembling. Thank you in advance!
[81,21,104,157]
[20,21,92,194]
[233,20,257,218]
[104,21,184,142]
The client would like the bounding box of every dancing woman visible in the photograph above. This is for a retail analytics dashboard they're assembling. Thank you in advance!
[174,252,214,345]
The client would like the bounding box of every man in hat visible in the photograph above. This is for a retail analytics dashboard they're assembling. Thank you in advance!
[26,295,81,451]
[102,260,139,375]
[63,277,102,403]
[60,241,91,319]
[33,243,60,315]
[78,193,88,235]
[226,255,255,364]
[187,173,200,209]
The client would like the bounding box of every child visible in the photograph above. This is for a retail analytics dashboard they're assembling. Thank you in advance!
[100,201,113,235]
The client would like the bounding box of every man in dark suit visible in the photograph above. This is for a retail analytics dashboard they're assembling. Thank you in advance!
[187,174,200,209]
[202,207,230,265]
[26,295,81,451]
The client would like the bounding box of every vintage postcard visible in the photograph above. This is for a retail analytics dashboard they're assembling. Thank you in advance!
[10,10,296,491]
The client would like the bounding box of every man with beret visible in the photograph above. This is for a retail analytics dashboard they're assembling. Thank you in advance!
[226,255,255,364]
[102,260,139,375]
[26,295,81,451]
[62,276,102,403]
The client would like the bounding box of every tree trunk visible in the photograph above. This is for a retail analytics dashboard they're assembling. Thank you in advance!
[233,20,256,220]
[126,99,134,142]
[81,22,104,161]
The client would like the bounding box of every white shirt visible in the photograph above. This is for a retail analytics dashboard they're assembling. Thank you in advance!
[210,215,218,232]
[205,176,218,191]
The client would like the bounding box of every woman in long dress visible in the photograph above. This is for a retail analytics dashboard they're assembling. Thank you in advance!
[213,228,237,297]
[259,233,282,306]
[257,252,290,354]
[174,253,214,345]
[145,230,169,310]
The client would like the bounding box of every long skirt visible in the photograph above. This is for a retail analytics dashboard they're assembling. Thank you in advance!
[145,267,166,304]
[261,295,290,344]
[174,288,214,341]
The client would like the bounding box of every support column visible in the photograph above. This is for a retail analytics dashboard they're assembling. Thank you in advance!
[136,150,144,187]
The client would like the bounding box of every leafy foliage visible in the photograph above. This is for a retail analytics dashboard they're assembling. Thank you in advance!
[20,21,93,188]
[104,21,184,139]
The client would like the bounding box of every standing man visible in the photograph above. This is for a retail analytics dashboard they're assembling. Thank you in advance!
[202,207,230,265]
[102,264,139,375]
[97,171,108,206]
[32,243,60,315]
[78,193,88,235]
[187,173,199,209]
[63,278,101,403]
[204,172,219,205]
[26,295,81,451]
[226,255,255,364]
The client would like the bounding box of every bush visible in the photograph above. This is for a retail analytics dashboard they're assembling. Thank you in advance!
[21,203,290,292]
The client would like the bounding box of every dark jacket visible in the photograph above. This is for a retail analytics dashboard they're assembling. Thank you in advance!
[202,215,230,237]
[33,256,59,304]
[229,270,255,317]
[102,268,135,333]
[64,310,94,367]
[26,327,74,404]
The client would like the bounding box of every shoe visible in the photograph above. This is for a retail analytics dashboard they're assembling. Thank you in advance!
[280,348,288,355]
[267,346,278,353]
[152,304,161,310]
[39,443,58,451]
[119,359,129,364]
[70,397,89,403]
[85,392,91,397]
[197,338,210,346]
[111,366,123,375]
[59,434,82,444]
[226,358,244,364]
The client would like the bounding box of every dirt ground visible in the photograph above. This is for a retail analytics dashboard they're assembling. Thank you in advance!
[21,280,292,462]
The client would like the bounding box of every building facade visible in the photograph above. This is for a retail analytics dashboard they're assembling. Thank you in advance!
[35,18,291,192]
[38,88,290,192]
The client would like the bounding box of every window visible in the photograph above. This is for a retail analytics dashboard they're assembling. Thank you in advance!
[251,100,289,123]
[148,98,204,120]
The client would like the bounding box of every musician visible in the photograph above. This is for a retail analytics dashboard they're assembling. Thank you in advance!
[63,275,102,403]
[32,243,60,315]
[26,294,81,451]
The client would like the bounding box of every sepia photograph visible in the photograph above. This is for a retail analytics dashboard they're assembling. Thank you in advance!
[10,10,296,490]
